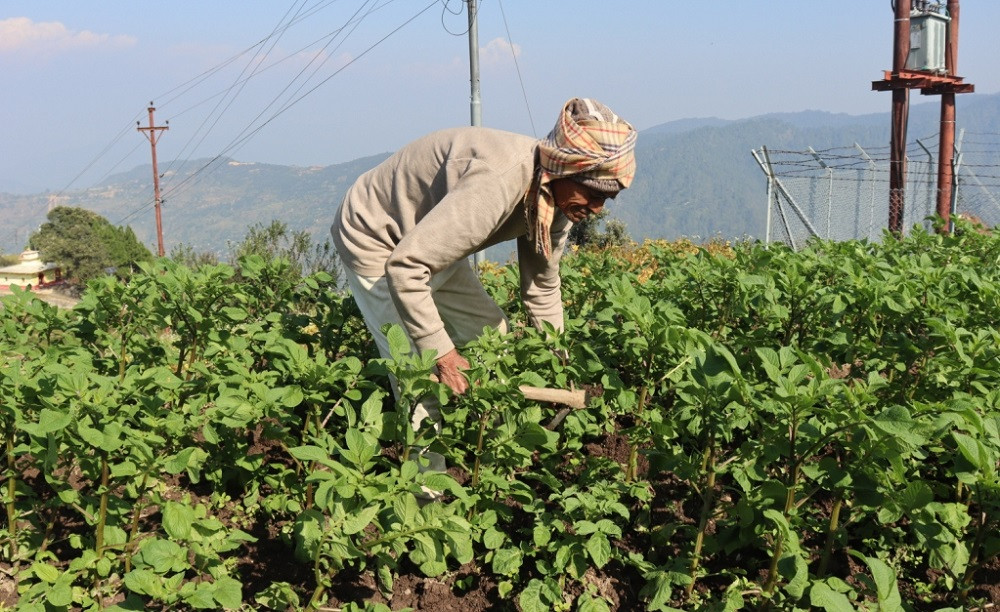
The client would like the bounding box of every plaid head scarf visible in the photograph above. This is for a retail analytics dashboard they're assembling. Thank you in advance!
[524,97,638,257]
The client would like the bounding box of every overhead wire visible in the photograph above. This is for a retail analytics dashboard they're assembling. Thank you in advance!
[153,0,399,210]
[163,0,314,181]
[496,0,535,137]
[115,0,438,227]
[56,0,327,199]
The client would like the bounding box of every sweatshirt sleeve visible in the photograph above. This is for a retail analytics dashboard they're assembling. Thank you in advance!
[384,159,512,357]
[516,214,570,333]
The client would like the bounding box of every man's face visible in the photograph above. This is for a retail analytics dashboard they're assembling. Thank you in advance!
[551,179,608,223]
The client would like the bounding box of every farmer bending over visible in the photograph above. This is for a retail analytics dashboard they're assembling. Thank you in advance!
[331,97,637,481]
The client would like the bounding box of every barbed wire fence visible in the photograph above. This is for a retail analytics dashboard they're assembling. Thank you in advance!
[752,130,1000,249]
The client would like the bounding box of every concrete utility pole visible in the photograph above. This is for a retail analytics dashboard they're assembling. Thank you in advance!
[468,0,486,269]
[137,104,169,256]
[467,0,482,129]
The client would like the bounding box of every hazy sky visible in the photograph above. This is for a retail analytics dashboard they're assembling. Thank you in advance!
[3,1,998,194]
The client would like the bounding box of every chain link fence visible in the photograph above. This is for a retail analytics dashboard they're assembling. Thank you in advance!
[753,130,1000,248]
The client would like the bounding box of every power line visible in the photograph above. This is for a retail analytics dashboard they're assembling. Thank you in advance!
[115,0,438,228]
[154,0,422,210]
[164,0,313,182]
[496,0,535,137]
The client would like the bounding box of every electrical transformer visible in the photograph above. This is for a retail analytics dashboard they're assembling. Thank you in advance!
[906,2,950,73]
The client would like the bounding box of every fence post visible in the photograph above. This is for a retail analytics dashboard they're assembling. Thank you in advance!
[855,143,878,241]
[751,148,774,245]
[916,139,936,227]
[808,147,834,239]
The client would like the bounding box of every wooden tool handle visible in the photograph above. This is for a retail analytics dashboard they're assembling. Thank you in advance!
[428,375,587,409]
[517,385,587,410]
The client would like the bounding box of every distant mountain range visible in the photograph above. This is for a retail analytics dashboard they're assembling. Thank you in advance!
[2,93,998,259]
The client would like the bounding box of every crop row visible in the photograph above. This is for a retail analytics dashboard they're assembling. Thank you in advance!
[1,225,999,611]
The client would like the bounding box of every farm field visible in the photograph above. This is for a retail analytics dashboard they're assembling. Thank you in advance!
[2,225,999,611]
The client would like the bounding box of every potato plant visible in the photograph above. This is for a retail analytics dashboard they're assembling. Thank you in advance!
[1,225,999,610]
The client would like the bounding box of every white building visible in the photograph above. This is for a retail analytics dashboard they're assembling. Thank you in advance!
[0,250,62,290]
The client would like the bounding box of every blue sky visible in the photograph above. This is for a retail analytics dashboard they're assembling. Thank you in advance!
[2,1,998,194]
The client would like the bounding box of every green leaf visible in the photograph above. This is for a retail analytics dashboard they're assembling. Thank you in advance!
[30,561,59,583]
[586,532,612,569]
[221,306,248,321]
[343,504,379,535]
[212,576,244,610]
[255,582,301,611]
[344,428,377,468]
[293,509,324,562]
[77,422,106,448]
[270,385,304,408]
[135,538,187,574]
[809,581,854,612]
[36,408,72,434]
[533,524,551,547]
[124,569,164,598]
[483,527,506,550]
[183,583,217,609]
[872,405,926,447]
[851,552,902,610]
[162,502,195,540]
[47,573,74,607]
[781,553,808,600]
[386,325,411,359]
[392,492,418,527]
[952,431,984,470]
[492,547,523,576]
[577,593,611,612]
[288,445,330,463]
[519,579,556,612]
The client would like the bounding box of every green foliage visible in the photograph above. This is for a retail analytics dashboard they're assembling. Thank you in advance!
[227,219,340,288]
[3,227,1000,609]
[168,242,221,269]
[568,210,631,250]
[28,205,152,285]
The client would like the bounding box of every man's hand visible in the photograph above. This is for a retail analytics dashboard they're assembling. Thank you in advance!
[435,348,470,395]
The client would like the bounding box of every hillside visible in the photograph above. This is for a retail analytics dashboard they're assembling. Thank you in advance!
[2,93,998,258]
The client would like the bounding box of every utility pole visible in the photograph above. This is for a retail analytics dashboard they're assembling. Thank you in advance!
[467,0,482,128]
[137,104,169,256]
[873,1,972,235]
[467,0,486,268]
[889,0,909,235]
[935,0,961,231]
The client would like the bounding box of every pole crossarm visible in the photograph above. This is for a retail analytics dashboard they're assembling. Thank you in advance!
[872,70,974,95]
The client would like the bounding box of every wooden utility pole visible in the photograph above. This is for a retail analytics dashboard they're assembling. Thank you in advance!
[137,104,169,256]
[873,1,973,235]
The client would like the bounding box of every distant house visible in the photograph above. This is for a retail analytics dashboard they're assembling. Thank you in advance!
[0,250,62,290]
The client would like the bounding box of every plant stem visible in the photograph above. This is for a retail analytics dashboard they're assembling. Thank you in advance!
[471,409,489,487]
[817,496,843,578]
[685,436,716,600]
[124,470,151,573]
[958,510,989,605]
[5,426,17,559]
[626,384,649,482]
[96,452,109,554]
[761,407,800,604]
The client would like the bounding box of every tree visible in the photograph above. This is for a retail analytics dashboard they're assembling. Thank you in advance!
[568,210,632,250]
[227,220,339,287]
[29,206,153,285]
[169,243,221,269]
